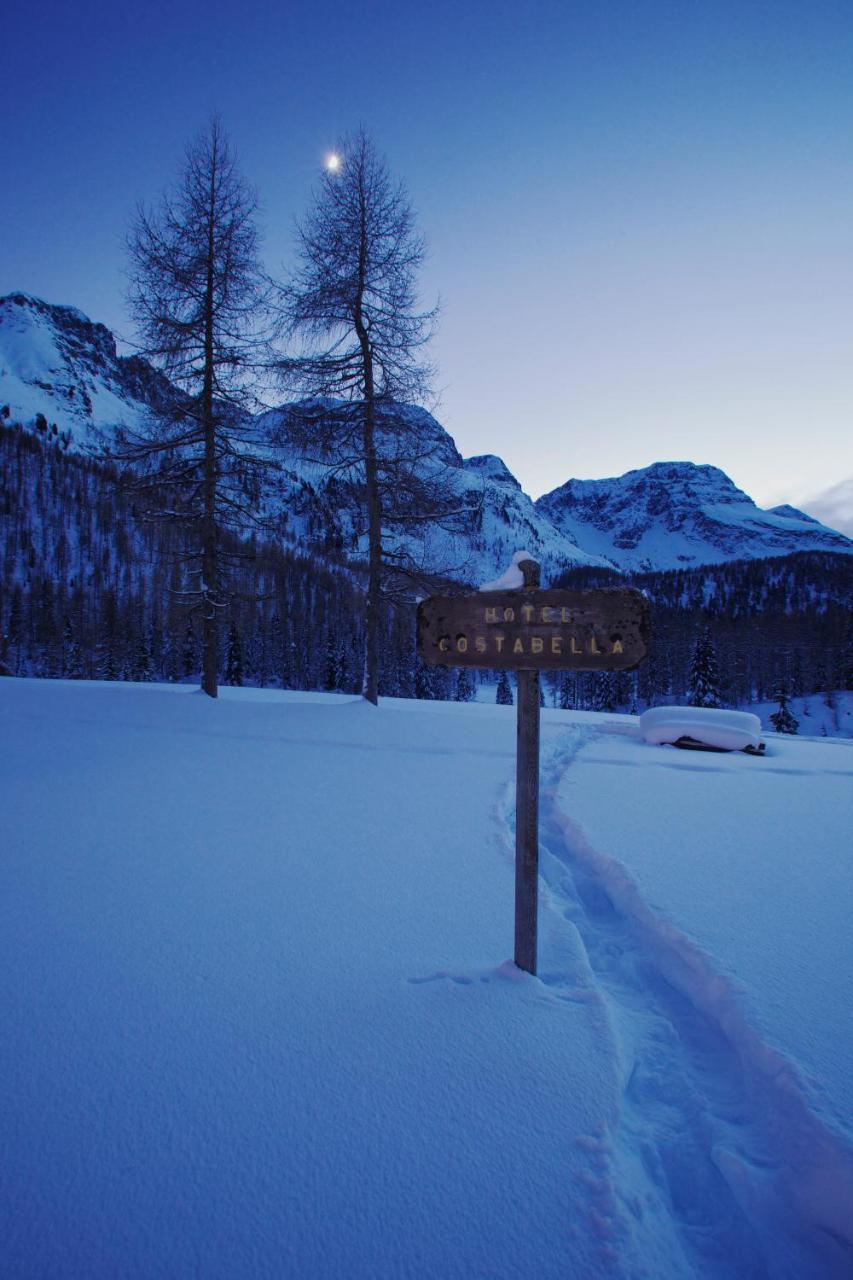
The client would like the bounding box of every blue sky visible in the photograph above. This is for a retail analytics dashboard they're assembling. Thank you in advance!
[3,0,852,525]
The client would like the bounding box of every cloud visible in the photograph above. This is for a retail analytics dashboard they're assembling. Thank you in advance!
[801,477,853,538]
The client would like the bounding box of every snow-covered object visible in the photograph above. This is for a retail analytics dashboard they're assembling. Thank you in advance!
[478,549,537,592]
[640,705,763,752]
[536,460,852,571]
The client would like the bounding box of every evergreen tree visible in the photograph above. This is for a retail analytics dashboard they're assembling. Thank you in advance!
[496,670,513,706]
[323,628,344,692]
[588,672,612,713]
[61,617,83,679]
[134,630,154,682]
[6,587,23,675]
[454,667,475,703]
[415,656,438,700]
[687,628,722,708]
[181,620,198,679]
[251,622,270,688]
[224,621,244,686]
[769,686,799,734]
[98,634,121,681]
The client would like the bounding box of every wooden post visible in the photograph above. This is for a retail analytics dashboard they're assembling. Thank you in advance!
[515,558,540,974]
[415,569,650,976]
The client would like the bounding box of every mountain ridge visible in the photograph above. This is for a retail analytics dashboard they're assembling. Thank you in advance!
[2,290,850,576]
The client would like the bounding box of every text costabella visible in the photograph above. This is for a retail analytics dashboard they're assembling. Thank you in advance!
[416,587,650,672]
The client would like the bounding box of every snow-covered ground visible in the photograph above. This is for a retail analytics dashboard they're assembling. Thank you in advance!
[1,679,851,1279]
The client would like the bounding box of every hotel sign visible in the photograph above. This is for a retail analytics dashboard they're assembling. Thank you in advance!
[416,565,650,978]
[417,587,650,672]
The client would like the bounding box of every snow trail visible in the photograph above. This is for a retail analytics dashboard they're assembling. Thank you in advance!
[516,724,853,1280]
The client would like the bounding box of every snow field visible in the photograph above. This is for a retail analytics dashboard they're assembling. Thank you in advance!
[0,681,624,1279]
[549,725,853,1276]
[1,679,851,1278]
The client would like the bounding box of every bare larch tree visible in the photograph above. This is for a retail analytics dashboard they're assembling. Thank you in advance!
[118,117,270,698]
[277,129,468,705]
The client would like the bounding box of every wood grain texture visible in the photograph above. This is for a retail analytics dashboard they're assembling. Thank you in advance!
[417,587,650,671]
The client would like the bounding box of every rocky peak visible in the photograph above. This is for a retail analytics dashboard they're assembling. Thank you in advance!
[463,454,521,489]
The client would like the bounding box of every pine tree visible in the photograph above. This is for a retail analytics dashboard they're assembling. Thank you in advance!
[454,667,475,703]
[324,628,344,692]
[98,634,121,681]
[496,670,513,706]
[6,587,23,675]
[224,621,244,686]
[591,671,616,712]
[134,630,154,682]
[181,620,198,679]
[415,656,438,700]
[61,617,83,679]
[687,628,722,708]
[769,686,799,734]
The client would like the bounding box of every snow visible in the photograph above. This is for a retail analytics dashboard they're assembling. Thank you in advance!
[640,705,764,752]
[555,723,853,1268]
[748,691,853,740]
[1,678,852,1278]
[5,294,850,577]
[0,294,150,445]
[536,461,853,571]
[479,548,537,591]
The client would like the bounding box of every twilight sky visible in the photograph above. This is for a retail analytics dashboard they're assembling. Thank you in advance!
[3,0,852,527]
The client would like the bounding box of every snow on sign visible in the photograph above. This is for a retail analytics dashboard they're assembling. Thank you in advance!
[417,583,650,670]
[417,556,650,977]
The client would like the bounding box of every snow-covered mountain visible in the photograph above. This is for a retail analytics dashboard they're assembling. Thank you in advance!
[0,293,603,583]
[0,292,172,449]
[258,399,609,582]
[536,461,853,571]
[3,291,851,578]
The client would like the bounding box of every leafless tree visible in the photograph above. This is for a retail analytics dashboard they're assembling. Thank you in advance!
[114,117,272,698]
[276,129,472,704]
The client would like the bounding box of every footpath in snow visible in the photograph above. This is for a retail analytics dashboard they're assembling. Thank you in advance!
[1,679,851,1279]
[531,717,853,1279]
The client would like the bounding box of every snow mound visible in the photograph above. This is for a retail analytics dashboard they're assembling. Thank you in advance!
[640,705,764,752]
[479,549,538,592]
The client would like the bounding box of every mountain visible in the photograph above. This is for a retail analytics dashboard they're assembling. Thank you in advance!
[536,461,853,571]
[0,292,604,584]
[0,292,172,450]
[258,400,610,582]
[2,292,851,579]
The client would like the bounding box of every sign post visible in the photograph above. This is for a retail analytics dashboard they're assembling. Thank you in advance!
[514,558,541,974]
[417,558,649,976]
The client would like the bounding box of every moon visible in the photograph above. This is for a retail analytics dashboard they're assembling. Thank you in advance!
[325,152,341,172]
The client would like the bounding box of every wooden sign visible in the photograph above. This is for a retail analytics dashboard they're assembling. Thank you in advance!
[417,586,650,672]
[416,562,650,977]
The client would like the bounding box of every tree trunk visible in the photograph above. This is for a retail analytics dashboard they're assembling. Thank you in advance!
[355,179,380,706]
[362,402,381,705]
[201,160,218,699]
